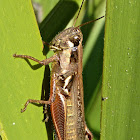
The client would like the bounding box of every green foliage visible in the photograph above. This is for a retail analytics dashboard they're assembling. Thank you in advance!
[101,0,139,140]
[0,0,46,139]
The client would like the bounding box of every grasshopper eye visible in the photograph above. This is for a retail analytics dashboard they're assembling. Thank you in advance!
[73,36,80,47]
[70,35,81,48]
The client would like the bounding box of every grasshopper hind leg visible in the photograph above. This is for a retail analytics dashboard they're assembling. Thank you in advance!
[21,99,51,113]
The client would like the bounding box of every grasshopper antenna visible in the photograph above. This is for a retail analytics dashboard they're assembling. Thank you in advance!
[73,0,104,28]
[73,0,85,27]
[76,16,105,28]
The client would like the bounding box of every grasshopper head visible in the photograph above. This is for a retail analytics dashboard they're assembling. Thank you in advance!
[49,27,83,52]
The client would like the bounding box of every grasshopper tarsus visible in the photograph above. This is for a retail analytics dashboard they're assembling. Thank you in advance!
[13,53,16,57]
[21,108,26,113]
[21,99,33,113]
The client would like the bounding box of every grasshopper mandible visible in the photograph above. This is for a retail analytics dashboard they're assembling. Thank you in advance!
[13,0,104,139]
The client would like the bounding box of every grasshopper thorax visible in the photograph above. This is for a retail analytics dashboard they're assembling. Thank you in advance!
[49,27,83,52]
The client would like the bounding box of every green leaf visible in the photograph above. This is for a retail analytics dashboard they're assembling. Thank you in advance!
[0,0,47,139]
[101,0,139,140]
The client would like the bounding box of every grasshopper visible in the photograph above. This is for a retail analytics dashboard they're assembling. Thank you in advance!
[13,0,104,139]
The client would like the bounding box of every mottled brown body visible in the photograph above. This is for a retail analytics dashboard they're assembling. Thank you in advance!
[49,27,89,140]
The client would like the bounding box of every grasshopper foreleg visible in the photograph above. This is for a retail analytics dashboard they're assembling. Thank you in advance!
[13,54,59,65]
